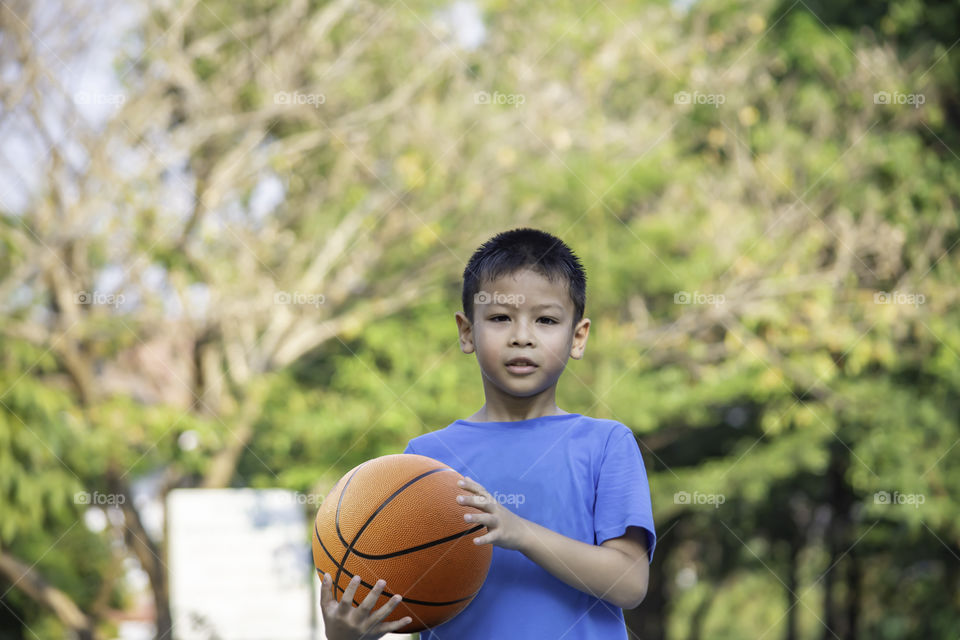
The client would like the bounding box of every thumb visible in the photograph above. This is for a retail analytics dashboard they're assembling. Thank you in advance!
[319,572,334,610]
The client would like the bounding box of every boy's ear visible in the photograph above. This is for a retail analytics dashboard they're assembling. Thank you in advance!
[455,311,476,354]
[569,318,590,360]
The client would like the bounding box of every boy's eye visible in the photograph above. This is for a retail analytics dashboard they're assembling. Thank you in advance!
[488,315,558,324]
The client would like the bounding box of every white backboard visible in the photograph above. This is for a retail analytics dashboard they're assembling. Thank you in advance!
[168,489,314,640]
[167,488,416,640]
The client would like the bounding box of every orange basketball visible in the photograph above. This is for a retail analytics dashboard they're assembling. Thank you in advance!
[312,454,492,632]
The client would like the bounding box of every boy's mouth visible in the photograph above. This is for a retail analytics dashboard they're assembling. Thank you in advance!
[505,357,538,374]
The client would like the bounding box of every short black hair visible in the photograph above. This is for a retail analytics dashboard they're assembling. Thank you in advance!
[461,228,587,327]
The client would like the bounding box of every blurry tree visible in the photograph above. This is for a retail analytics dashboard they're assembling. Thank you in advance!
[1,0,958,638]
[243,0,960,637]
[0,0,507,635]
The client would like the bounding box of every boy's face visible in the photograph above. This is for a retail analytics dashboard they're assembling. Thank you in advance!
[455,268,590,403]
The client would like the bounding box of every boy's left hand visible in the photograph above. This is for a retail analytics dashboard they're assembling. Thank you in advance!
[456,477,528,551]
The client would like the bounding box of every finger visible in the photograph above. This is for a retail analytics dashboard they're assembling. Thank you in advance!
[457,478,478,494]
[472,531,491,545]
[369,589,404,624]
[375,613,414,634]
[463,478,494,502]
[357,578,387,613]
[459,477,486,494]
[319,572,334,609]
[464,511,492,526]
[457,494,489,509]
[337,574,363,611]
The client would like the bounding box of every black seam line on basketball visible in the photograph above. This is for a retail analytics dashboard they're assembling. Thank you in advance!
[314,528,479,607]
[334,465,457,551]
[333,462,378,596]
[329,467,362,598]
[345,523,487,560]
[333,465,454,598]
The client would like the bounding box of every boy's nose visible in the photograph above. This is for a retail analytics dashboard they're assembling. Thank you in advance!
[510,329,534,346]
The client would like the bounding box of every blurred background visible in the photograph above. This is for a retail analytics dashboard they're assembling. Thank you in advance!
[1,0,958,638]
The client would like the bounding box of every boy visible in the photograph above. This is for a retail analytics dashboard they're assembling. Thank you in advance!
[320,228,656,639]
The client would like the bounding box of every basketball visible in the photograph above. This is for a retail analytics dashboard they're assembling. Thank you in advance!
[312,454,493,632]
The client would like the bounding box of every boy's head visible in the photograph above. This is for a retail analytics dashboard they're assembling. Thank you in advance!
[456,228,591,405]
[461,228,587,328]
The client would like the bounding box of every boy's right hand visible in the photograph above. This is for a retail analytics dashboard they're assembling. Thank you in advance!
[320,572,413,640]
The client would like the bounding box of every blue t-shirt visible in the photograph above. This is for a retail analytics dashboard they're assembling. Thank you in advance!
[402,413,656,639]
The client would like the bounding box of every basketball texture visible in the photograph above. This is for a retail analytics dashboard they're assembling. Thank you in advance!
[313,454,492,632]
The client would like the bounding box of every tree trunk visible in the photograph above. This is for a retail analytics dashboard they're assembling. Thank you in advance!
[0,548,97,640]
[822,442,851,640]
[688,590,712,640]
[105,471,173,640]
[202,386,266,488]
[844,543,860,640]
[786,538,799,640]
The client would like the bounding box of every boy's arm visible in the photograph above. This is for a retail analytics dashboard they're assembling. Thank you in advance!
[457,477,650,610]
[516,520,650,610]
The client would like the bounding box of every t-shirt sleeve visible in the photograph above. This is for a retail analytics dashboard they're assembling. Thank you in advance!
[594,425,657,562]
[402,440,418,455]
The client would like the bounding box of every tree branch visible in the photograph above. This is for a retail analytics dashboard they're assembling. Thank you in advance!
[0,547,95,640]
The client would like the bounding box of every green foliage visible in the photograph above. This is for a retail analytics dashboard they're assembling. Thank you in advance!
[0,338,122,635]
[2,0,958,637]
[0,339,84,544]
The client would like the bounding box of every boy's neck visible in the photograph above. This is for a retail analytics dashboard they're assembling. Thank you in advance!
[466,405,571,423]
